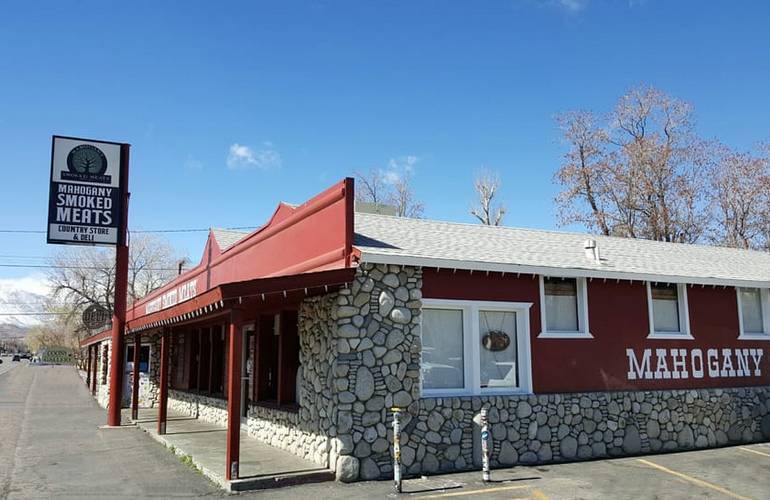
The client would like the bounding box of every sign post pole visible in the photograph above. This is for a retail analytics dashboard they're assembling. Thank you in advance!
[392,407,403,494]
[480,407,491,482]
[107,143,130,427]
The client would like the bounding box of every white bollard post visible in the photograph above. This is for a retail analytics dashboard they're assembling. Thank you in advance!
[392,407,403,493]
[480,407,491,482]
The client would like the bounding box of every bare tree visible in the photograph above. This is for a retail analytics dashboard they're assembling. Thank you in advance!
[389,174,425,218]
[555,85,710,243]
[26,311,79,352]
[708,143,770,249]
[354,169,425,218]
[47,233,185,343]
[471,169,506,225]
[354,169,388,204]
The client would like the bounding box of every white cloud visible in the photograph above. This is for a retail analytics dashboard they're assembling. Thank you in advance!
[382,155,420,184]
[227,142,282,170]
[556,0,588,12]
[0,275,49,297]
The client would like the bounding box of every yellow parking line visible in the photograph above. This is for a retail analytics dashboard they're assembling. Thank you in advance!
[530,488,550,500]
[414,484,530,498]
[636,459,751,500]
[739,447,770,459]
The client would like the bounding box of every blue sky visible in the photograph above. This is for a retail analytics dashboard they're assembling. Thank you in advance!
[1,0,769,286]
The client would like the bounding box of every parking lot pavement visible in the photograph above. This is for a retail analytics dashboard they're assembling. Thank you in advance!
[238,442,770,499]
[2,363,769,499]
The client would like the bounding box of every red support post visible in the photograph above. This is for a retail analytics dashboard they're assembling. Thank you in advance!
[226,310,243,481]
[91,345,98,395]
[131,333,141,421]
[107,143,130,427]
[158,328,170,435]
[85,345,92,387]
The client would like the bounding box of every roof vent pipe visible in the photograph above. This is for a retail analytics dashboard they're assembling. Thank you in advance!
[584,239,600,263]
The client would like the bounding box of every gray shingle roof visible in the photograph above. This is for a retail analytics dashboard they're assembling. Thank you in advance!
[211,228,250,251]
[354,213,770,287]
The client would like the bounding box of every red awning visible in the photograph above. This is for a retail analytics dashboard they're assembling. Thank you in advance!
[125,267,356,334]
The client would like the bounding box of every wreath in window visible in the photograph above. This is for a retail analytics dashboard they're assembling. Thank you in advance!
[481,330,510,352]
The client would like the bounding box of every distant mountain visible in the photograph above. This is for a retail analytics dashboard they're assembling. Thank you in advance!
[0,278,49,338]
[0,322,29,340]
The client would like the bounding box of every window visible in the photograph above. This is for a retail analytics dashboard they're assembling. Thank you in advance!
[125,344,151,373]
[646,282,692,339]
[420,299,532,396]
[737,287,770,339]
[538,276,591,338]
[422,309,465,390]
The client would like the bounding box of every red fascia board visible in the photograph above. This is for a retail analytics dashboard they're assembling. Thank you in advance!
[127,287,224,332]
[209,181,347,268]
[129,178,353,317]
[80,328,112,347]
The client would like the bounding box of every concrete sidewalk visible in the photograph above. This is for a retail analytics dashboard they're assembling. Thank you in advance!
[131,408,334,491]
[0,363,223,499]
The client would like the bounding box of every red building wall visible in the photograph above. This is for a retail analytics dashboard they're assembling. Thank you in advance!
[422,269,770,394]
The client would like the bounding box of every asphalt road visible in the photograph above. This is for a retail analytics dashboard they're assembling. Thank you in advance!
[0,356,21,376]
[0,363,223,499]
[2,363,770,499]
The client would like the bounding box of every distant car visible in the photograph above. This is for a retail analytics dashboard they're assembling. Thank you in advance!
[12,355,21,362]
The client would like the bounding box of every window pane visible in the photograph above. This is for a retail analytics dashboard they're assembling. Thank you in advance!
[651,284,680,332]
[479,310,517,389]
[741,288,764,334]
[545,278,579,331]
[421,308,464,390]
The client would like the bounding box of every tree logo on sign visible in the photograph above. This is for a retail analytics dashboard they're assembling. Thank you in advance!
[63,144,111,184]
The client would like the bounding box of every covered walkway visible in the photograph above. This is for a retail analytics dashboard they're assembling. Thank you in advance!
[130,408,334,492]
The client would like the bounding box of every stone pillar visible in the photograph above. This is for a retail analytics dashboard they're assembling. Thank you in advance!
[331,264,423,481]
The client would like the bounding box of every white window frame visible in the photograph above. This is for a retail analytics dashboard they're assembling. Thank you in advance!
[646,282,693,340]
[420,298,533,397]
[736,287,770,340]
[537,276,592,339]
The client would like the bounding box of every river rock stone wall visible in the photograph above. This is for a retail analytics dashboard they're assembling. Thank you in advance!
[329,263,423,481]
[168,390,229,426]
[96,340,111,409]
[401,387,770,476]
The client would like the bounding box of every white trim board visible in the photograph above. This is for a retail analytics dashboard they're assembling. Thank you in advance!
[358,252,770,289]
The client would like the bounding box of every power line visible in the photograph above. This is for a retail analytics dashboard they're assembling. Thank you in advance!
[0,312,68,316]
[0,264,186,271]
[0,226,256,234]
